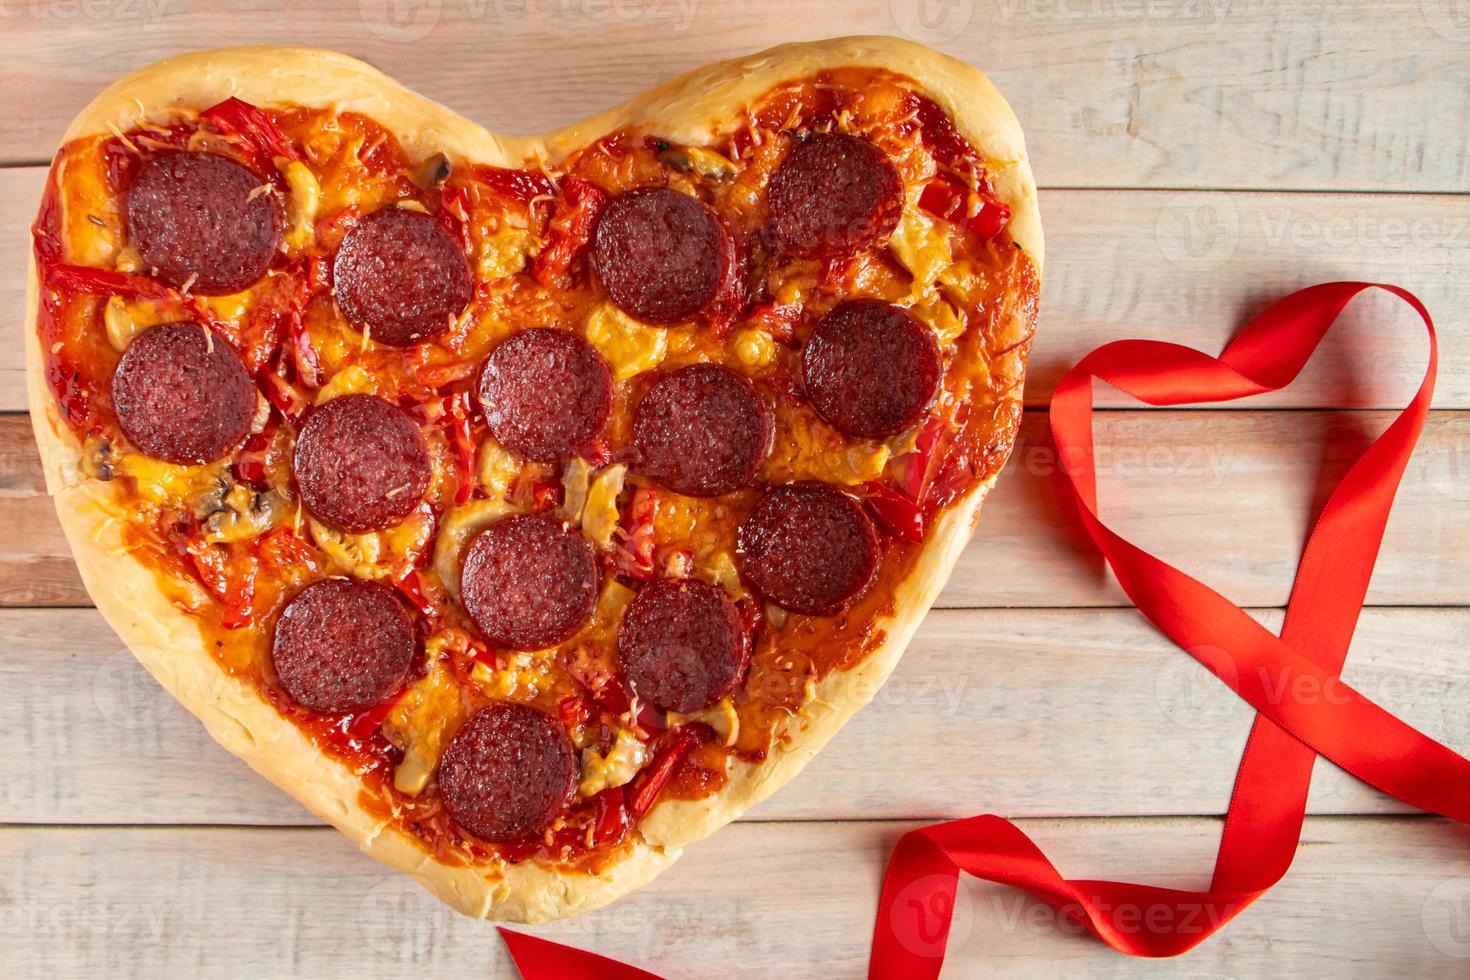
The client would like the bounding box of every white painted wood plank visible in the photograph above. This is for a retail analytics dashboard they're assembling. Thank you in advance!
[4,606,1463,825]
[1,1,1466,191]
[2,409,1467,608]
[6,166,1467,412]
[2,817,1467,977]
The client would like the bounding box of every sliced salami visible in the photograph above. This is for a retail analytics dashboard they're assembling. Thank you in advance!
[590,187,729,324]
[126,151,282,294]
[437,702,578,843]
[632,363,773,497]
[270,578,414,714]
[459,514,599,650]
[110,322,257,465]
[291,394,431,533]
[332,207,473,346]
[767,132,903,259]
[477,328,613,462]
[617,577,748,713]
[802,299,941,438]
[736,481,879,615]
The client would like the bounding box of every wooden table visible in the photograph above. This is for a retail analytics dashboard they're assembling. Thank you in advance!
[4,2,1468,976]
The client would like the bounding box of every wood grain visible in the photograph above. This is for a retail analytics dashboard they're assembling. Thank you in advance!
[4,817,1467,977]
[6,165,1467,412]
[3,409,1467,609]
[5,606,1463,826]
[1,1,1466,192]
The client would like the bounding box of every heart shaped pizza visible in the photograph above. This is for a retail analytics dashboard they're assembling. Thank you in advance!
[26,36,1042,922]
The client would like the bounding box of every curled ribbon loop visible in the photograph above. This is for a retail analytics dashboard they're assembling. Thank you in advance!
[500,283,1465,978]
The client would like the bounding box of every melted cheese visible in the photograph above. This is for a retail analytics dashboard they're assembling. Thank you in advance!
[890,208,952,296]
[477,225,534,280]
[433,497,514,596]
[118,455,228,508]
[585,303,666,381]
[581,463,627,548]
[281,160,321,253]
[384,658,464,797]
[103,295,167,352]
[308,507,435,579]
[471,651,553,699]
[578,726,649,797]
[731,327,777,370]
[314,364,380,403]
[668,697,740,747]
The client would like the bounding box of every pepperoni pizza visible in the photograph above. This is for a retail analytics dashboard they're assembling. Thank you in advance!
[27,37,1042,921]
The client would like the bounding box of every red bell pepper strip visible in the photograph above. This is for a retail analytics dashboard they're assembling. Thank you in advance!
[633,699,668,735]
[592,785,630,845]
[438,184,474,254]
[558,695,591,728]
[345,685,408,741]
[918,177,1011,241]
[391,567,436,618]
[186,542,257,629]
[472,165,555,207]
[259,361,309,418]
[200,97,299,171]
[43,263,174,302]
[532,176,610,290]
[448,391,477,505]
[628,728,701,818]
[612,487,658,581]
[897,415,947,503]
[864,481,926,544]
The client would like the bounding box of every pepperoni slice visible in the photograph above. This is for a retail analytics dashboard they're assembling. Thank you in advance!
[332,207,473,346]
[737,482,879,615]
[437,702,578,843]
[767,133,903,259]
[270,578,414,714]
[802,299,941,439]
[110,322,257,464]
[632,364,773,497]
[590,187,729,324]
[292,394,431,533]
[617,577,748,713]
[477,328,613,462]
[459,514,599,650]
[126,151,282,294]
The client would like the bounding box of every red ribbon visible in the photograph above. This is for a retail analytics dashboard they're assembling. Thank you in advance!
[500,283,1466,976]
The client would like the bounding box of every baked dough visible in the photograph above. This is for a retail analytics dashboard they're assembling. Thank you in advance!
[27,35,1042,922]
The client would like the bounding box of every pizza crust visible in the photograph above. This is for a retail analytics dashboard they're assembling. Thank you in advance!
[27,36,1041,922]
